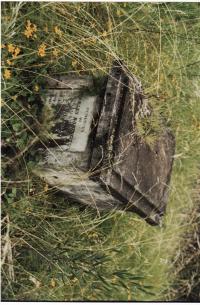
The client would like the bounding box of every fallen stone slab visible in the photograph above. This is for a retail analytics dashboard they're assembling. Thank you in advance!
[34,61,175,225]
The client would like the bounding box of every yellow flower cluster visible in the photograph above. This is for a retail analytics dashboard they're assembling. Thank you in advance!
[54,26,62,36]
[43,183,48,192]
[8,44,15,53]
[7,59,13,66]
[13,47,21,59]
[52,48,59,57]
[12,95,18,101]
[72,59,78,68]
[38,43,46,57]
[24,20,37,38]
[82,36,97,46]
[4,69,11,80]
[88,232,99,240]
[50,278,56,288]
[7,44,21,59]
[34,84,40,92]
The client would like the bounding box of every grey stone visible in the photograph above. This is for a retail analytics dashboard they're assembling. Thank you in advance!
[34,62,175,225]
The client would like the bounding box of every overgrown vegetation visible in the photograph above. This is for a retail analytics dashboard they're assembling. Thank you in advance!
[167,180,200,301]
[1,2,200,301]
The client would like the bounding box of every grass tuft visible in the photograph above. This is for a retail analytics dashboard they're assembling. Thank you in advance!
[1,2,200,301]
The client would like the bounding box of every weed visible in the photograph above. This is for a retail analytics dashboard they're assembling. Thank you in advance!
[1,2,200,301]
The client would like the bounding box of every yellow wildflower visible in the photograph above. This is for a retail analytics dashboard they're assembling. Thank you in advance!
[38,43,46,57]
[7,59,13,66]
[102,31,107,37]
[4,69,11,80]
[52,48,59,57]
[44,183,48,192]
[72,60,78,68]
[12,47,21,59]
[24,28,32,38]
[88,232,99,240]
[15,47,21,55]
[50,278,56,288]
[90,36,97,43]
[7,44,15,53]
[32,24,37,32]
[117,9,123,16]
[34,84,40,92]
[84,37,96,45]
[24,20,37,39]
[12,95,18,101]
[54,26,62,36]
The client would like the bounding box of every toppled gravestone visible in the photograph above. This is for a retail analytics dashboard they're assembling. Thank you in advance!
[34,61,175,225]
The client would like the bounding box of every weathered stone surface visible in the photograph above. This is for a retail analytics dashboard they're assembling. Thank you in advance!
[90,61,175,224]
[46,75,94,89]
[41,88,97,152]
[35,62,175,225]
[35,167,124,215]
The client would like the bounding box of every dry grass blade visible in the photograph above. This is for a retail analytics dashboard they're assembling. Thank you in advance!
[1,215,15,281]
[1,2,200,301]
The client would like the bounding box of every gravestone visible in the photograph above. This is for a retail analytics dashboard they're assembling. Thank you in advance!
[35,61,175,225]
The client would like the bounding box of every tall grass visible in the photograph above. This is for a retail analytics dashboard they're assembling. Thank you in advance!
[1,2,200,301]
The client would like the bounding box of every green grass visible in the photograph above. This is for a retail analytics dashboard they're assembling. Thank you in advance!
[1,2,200,301]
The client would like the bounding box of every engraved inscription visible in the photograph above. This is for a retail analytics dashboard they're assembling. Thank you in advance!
[44,89,96,152]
